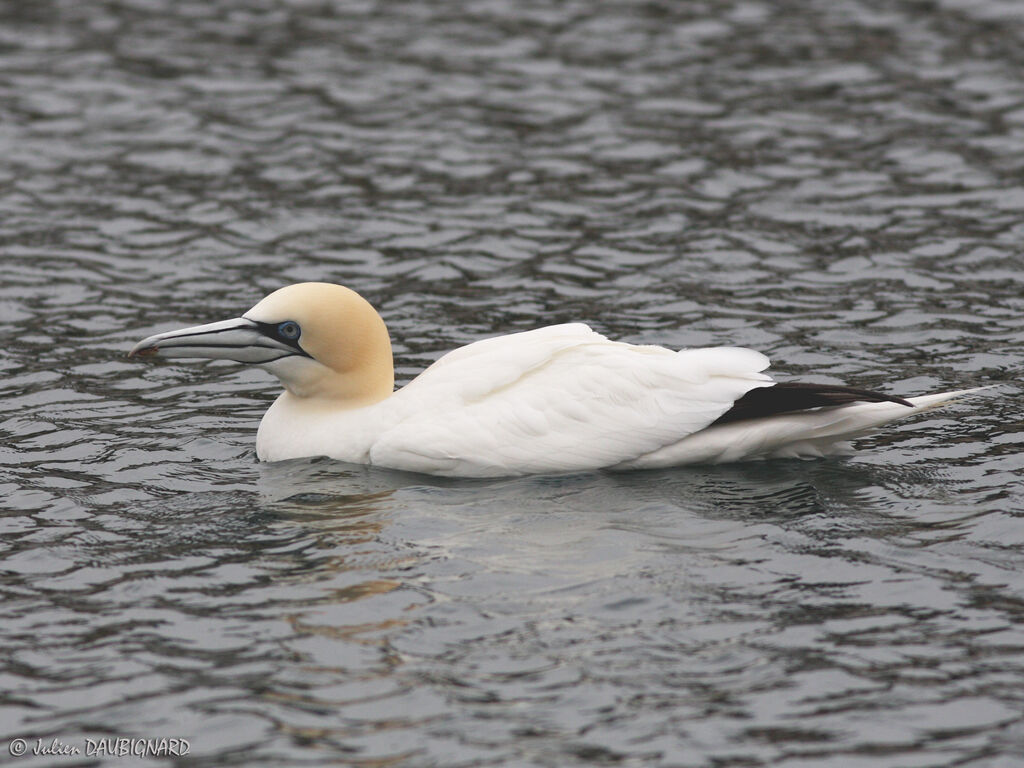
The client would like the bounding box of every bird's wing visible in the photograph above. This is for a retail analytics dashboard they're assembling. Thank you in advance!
[369,324,773,476]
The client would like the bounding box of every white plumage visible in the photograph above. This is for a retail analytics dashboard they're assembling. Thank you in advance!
[130,283,983,478]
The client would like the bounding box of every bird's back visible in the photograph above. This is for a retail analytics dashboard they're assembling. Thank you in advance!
[367,324,773,476]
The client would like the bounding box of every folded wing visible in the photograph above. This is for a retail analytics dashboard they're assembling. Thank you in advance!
[369,324,773,476]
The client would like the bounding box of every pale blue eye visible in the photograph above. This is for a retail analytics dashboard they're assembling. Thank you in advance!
[278,321,301,340]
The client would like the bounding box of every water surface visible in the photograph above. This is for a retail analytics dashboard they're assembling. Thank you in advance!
[2,1,1024,766]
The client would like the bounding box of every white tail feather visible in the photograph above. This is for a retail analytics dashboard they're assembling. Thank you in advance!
[618,386,992,469]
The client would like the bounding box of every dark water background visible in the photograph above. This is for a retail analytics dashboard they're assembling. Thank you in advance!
[3,1,1024,765]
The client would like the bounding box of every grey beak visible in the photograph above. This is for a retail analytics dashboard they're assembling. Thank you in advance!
[129,317,300,365]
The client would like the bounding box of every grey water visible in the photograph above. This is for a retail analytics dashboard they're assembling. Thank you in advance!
[2,0,1024,766]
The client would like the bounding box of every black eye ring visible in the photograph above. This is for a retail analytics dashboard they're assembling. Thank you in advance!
[277,321,301,340]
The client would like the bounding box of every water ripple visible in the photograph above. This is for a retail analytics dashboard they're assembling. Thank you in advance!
[2,0,1024,766]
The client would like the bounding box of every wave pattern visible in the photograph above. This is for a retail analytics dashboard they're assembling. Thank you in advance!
[2,0,1024,766]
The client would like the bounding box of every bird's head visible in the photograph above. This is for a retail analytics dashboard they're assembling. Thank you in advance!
[130,282,394,405]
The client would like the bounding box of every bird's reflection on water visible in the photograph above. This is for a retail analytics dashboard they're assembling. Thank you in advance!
[248,453,973,598]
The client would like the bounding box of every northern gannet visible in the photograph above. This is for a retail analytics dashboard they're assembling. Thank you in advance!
[129,282,981,477]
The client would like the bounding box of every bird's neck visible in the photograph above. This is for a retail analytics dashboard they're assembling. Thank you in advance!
[280,354,393,408]
[313,361,395,406]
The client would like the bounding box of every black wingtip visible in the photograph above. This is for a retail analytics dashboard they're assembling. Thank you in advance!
[714,382,915,425]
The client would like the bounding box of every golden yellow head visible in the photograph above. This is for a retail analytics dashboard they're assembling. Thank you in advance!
[245,282,394,402]
[131,282,395,406]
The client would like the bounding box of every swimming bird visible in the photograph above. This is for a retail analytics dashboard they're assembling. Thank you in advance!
[129,282,980,477]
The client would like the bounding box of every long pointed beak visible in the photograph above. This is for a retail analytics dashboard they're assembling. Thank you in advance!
[129,317,298,364]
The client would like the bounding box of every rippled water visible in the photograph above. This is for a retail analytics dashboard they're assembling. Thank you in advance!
[3,1,1024,765]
